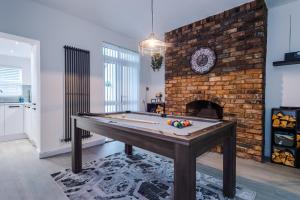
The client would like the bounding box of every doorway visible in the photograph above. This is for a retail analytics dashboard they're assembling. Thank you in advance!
[0,32,41,152]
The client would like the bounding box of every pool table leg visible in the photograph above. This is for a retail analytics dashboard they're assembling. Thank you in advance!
[125,144,133,155]
[72,118,82,174]
[174,144,196,200]
[223,125,236,198]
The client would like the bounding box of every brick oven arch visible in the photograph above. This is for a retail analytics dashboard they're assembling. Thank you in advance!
[183,93,226,108]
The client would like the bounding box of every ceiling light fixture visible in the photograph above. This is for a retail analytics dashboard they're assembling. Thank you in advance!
[139,0,167,56]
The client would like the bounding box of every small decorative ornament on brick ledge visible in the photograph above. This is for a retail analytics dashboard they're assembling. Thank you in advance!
[191,47,216,74]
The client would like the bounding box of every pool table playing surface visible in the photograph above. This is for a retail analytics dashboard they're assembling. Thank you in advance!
[92,113,221,136]
[71,111,236,200]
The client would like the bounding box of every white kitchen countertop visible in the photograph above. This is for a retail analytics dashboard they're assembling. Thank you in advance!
[0,102,30,105]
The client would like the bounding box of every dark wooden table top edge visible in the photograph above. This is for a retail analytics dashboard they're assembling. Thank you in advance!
[72,111,236,145]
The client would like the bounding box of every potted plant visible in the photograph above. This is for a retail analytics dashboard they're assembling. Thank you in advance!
[151,53,163,71]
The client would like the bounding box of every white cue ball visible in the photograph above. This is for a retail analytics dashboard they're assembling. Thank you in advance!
[122,114,126,118]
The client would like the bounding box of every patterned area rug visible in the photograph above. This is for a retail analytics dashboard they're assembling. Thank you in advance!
[51,152,256,200]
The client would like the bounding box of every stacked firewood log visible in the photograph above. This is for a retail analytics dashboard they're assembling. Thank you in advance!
[272,112,296,129]
[272,148,295,167]
[155,105,164,114]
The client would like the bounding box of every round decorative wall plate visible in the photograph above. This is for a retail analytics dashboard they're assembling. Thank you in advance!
[190,47,216,74]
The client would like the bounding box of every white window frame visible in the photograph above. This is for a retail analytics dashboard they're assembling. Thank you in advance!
[0,65,23,97]
[103,43,140,113]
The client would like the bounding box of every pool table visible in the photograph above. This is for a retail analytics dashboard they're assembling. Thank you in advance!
[71,111,236,200]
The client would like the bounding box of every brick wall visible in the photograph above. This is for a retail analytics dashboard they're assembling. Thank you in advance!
[164,0,267,161]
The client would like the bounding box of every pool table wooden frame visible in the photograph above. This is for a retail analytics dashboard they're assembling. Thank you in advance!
[71,111,236,200]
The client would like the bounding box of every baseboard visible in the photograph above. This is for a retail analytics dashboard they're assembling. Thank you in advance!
[39,138,106,159]
[0,133,27,142]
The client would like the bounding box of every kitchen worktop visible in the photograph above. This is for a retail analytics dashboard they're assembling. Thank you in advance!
[0,102,31,104]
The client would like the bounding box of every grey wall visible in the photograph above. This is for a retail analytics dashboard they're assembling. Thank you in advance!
[265,1,300,157]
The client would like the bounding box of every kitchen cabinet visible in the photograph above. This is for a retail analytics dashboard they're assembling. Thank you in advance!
[0,105,4,136]
[30,103,39,148]
[4,104,24,135]
[24,104,32,139]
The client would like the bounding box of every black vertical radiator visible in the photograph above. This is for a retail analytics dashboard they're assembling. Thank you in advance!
[63,46,91,142]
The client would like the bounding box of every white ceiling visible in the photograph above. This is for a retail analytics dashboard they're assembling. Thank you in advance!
[30,0,254,40]
[0,38,32,58]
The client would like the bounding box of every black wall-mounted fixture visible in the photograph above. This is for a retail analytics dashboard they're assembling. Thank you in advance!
[273,16,300,67]
[64,46,91,142]
[273,51,300,66]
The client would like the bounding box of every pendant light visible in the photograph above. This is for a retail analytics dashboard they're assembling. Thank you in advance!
[139,0,167,56]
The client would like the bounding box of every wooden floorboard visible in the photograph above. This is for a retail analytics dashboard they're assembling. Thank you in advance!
[0,139,299,200]
[197,152,300,198]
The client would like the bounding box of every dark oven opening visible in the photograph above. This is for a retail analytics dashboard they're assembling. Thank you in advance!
[186,100,223,119]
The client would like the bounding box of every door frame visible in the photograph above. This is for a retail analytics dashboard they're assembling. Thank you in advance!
[0,32,41,152]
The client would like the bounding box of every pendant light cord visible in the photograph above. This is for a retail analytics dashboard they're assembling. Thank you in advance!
[289,15,292,52]
[151,0,154,33]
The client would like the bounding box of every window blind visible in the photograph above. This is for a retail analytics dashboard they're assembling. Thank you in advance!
[103,43,140,112]
[0,66,22,97]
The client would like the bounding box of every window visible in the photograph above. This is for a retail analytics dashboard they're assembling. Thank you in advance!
[0,66,23,97]
[103,43,140,112]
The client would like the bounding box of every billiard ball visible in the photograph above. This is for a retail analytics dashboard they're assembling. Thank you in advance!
[177,123,183,128]
[167,119,172,125]
[173,121,179,127]
[167,119,192,128]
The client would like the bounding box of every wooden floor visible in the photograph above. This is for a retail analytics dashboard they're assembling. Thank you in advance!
[0,139,299,200]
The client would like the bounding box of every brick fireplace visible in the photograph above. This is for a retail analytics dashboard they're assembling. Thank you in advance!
[164,0,267,161]
[186,100,223,120]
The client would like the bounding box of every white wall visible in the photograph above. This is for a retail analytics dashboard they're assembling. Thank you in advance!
[139,56,165,110]
[0,55,31,85]
[0,0,138,155]
[139,57,150,112]
[148,65,165,103]
[265,1,300,157]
